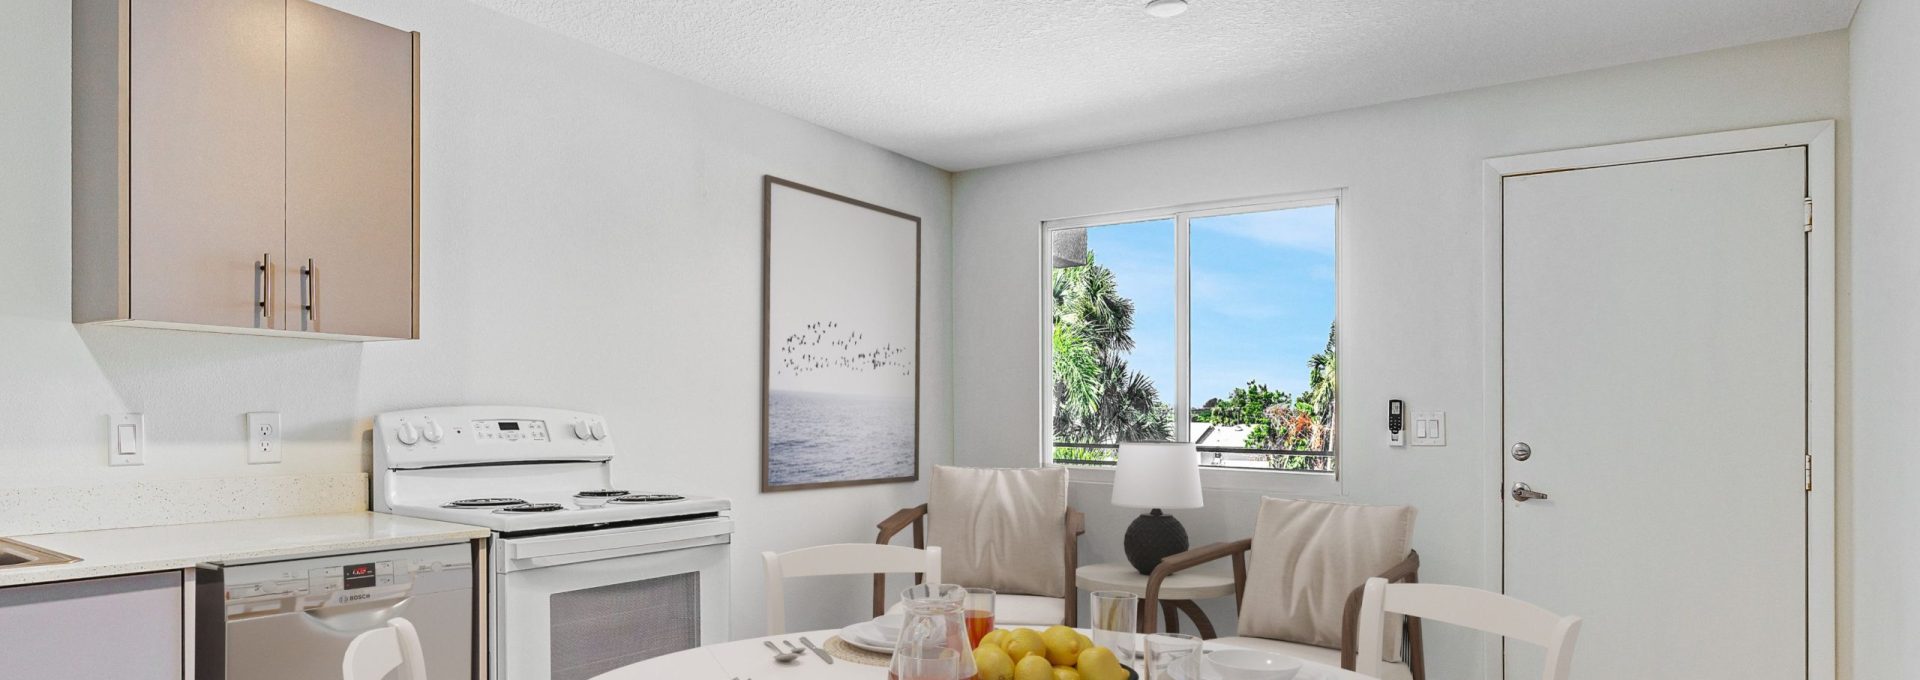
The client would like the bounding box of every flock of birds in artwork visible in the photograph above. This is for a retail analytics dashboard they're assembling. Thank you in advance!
[776,321,912,377]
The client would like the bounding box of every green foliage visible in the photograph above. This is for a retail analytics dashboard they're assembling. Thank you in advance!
[1192,323,1338,471]
[1051,255,1172,451]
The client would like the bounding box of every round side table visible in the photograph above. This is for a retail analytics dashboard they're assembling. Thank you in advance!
[1076,561,1236,639]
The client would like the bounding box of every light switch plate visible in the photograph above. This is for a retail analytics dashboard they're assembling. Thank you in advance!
[247,412,281,464]
[1411,411,1447,446]
[109,413,145,466]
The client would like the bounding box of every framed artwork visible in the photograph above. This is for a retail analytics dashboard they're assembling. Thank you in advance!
[761,176,921,492]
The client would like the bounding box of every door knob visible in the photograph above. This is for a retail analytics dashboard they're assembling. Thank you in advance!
[1511,482,1549,502]
[1511,442,1532,461]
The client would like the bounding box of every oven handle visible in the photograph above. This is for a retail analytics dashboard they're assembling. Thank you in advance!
[500,518,733,562]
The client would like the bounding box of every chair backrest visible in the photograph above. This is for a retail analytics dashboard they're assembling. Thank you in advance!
[342,617,428,680]
[1355,578,1582,680]
[926,465,1069,598]
[763,543,942,634]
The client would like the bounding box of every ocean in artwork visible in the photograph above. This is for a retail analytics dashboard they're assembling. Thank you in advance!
[767,390,915,486]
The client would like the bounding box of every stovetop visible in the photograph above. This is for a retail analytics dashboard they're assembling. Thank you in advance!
[389,492,730,533]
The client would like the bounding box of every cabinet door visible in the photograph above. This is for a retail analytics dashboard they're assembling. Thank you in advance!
[285,0,416,339]
[130,0,287,329]
[0,572,184,678]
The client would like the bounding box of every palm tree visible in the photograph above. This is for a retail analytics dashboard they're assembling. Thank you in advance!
[1051,255,1172,453]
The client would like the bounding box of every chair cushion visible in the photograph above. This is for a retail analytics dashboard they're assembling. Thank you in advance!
[1237,497,1416,661]
[926,465,1069,598]
[1209,637,1413,680]
[888,593,1065,626]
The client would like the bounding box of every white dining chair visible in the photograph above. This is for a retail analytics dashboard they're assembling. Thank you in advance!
[1355,578,1582,680]
[762,543,942,634]
[342,617,428,680]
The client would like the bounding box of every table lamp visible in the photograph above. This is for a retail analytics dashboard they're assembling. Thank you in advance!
[1112,441,1205,574]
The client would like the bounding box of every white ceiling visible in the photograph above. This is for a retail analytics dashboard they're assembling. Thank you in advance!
[469,0,1859,171]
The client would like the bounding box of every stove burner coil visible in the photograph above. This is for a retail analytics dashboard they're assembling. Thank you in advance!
[444,498,528,508]
[609,494,686,504]
[494,503,566,513]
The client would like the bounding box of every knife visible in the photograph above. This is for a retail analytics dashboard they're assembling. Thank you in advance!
[798,636,834,664]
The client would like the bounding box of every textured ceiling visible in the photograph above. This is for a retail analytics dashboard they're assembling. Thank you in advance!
[468,0,1859,171]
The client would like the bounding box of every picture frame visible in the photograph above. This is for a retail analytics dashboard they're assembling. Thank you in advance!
[761,176,921,492]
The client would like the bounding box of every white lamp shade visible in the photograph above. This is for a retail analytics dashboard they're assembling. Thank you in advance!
[1112,441,1204,510]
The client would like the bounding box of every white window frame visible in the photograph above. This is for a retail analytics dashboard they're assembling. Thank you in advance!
[1038,189,1346,495]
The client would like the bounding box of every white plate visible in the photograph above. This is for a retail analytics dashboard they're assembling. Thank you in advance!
[837,621,898,654]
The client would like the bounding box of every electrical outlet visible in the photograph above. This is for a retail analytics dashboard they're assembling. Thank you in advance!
[109,413,145,466]
[247,412,281,464]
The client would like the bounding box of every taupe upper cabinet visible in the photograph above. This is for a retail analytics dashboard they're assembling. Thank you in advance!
[73,0,419,341]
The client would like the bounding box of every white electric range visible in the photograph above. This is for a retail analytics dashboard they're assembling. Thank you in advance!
[373,406,732,680]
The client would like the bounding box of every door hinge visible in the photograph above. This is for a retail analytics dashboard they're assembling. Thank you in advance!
[1804,197,1815,233]
[1804,454,1813,491]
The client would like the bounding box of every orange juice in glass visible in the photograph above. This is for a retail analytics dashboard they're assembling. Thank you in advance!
[963,587,996,648]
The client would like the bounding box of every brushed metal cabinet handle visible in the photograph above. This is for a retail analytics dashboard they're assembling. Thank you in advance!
[256,253,273,325]
[301,258,318,329]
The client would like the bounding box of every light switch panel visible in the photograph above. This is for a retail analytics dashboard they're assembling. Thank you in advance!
[1411,411,1447,446]
[247,412,281,464]
[109,413,145,466]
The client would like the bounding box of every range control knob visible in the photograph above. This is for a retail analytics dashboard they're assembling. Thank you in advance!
[421,419,444,443]
[396,422,421,445]
[572,421,592,440]
[589,421,608,440]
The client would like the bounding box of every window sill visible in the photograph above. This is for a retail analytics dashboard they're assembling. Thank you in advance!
[1057,463,1344,497]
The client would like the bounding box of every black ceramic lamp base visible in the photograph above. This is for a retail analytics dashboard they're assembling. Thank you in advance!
[1123,509,1190,575]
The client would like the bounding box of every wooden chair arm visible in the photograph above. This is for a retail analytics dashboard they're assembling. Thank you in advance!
[873,504,929,617]
[1340,550,1423,680]
[876,503,929,546]
[1064,508,1085,626]
[1140,539,1253,634]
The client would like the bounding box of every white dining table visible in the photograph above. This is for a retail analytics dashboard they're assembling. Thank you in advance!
[594,628,1370,679]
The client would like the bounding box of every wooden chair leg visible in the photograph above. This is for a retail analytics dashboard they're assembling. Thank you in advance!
[1160,601,1181,635]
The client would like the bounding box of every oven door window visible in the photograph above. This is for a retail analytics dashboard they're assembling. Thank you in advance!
[549,572,701,680]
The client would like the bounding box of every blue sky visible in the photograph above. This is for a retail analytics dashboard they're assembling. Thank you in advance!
[1080,204,1336,406]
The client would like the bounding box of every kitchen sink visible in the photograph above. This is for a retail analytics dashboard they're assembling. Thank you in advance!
[0,538,80,570]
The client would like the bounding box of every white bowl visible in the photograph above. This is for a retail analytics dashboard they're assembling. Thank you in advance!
[869,614,906,641]
[1205,650,1303,680]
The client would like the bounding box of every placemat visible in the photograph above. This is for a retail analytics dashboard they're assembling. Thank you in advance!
[824,636,892,667]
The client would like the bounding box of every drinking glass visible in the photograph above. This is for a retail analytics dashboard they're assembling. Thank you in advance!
[963,587,996,648]
[1143,633,1202,680]
[1090,590,1140,663]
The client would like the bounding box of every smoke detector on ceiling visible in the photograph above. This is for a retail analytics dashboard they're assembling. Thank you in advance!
[1144,0,1189,18]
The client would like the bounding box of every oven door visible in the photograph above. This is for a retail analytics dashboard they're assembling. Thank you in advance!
[492,517,731,680]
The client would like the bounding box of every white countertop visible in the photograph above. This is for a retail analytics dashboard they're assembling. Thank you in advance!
[0,512,490,587]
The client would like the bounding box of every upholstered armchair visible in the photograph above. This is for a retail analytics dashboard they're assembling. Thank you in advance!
[874,465,1087,626]
[1141,498,1425,680]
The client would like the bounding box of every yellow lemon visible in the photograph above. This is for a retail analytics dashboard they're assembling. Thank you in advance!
[1040,626,1084,666]
[1005,628,1047,664]
[1076,646,1128,680]
[1052,667,1084,680]
[980,629,1011,651]
[1013,654,1056,680]
[1076,632,1095,651]
[973,644,1015,680]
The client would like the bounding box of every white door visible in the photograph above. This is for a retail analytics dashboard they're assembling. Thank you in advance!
[1502,147,1807,679]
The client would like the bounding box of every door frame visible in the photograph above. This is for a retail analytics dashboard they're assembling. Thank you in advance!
[1477,120,1837,680]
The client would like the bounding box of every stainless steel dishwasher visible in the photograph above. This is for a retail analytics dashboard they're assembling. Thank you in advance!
[198,542,475,680]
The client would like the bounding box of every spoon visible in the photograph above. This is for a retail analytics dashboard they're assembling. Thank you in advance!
[764,640,803,663]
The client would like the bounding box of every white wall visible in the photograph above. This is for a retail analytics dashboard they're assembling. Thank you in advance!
[1843,1,1918,678]
[0,0,952,637]
[950,32,1849,678]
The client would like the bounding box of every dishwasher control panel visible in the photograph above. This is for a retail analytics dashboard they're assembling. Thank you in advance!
[218,542,472,615]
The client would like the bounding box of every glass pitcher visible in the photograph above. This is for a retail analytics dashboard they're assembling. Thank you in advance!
[890,583,979,680]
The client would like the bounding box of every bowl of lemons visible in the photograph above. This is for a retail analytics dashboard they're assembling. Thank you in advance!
[971,626,1137,680]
